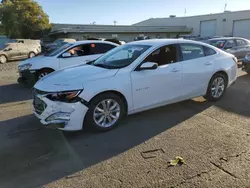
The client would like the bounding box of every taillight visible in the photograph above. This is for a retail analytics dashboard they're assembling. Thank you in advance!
[233,56,238,64]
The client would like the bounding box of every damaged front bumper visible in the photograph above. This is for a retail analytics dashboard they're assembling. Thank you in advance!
[33,95,89,131]
[17,69,37,85]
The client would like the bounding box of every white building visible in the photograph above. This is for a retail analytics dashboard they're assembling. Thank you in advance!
[134,10,250,39]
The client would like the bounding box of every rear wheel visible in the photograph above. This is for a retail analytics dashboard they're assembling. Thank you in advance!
[85,93,126,132]
[29,52,36,58]
[0,55,7,64]
[204,73,227,101]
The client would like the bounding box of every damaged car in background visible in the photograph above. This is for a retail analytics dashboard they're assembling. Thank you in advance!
[18,40,119,85]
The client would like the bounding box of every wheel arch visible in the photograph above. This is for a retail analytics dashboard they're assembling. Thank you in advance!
[88,90,128,114]
[210,70,229,86]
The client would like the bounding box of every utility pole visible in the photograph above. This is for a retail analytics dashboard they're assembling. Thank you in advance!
[224,0,227,11]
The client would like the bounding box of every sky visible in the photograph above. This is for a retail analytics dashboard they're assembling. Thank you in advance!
[36,0,250,25]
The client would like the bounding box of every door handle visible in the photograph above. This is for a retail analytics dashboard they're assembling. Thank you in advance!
[171,68,180,72]
[205,62,212,66]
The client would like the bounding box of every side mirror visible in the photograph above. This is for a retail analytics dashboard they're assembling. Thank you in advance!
[137,62,158,71]
[62,52,71,58]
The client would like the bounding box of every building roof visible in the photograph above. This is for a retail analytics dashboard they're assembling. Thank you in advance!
[134,9,250,26]
[50,24,192,35]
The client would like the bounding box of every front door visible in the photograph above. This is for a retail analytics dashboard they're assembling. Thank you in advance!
[6,44,20,60]
[131,44,183,110]
[59,44,101,69]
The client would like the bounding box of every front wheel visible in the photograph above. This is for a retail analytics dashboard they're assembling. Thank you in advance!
[85,93,126,132]
[37,69,53,80]
[0,55,7,64]
[204,73,227,101]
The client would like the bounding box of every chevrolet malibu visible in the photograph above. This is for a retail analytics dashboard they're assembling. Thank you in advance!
[33,39,237,132]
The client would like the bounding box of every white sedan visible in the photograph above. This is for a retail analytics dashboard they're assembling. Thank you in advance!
[33,39,237,131]
[17,40,118,84]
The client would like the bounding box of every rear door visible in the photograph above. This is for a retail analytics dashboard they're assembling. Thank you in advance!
[17,43,29,59]
[180,43,216,98]
[235,39,250,59]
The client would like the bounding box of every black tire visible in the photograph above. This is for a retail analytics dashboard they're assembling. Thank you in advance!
[37,69,53,80]
[29,52,36,58]
[84,93,126,132]
[204,73,227,101]
[0,55,7,64]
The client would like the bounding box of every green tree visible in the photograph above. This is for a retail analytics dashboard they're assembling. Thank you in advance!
[0,0,51,38]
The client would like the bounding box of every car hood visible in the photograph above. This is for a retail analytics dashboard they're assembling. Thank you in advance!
[34,65,119,92]
[18,55,51,66]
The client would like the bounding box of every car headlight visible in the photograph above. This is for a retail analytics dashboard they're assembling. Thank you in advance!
[19,63,32,71]
[245,53,250,61]
[47,90,83,102]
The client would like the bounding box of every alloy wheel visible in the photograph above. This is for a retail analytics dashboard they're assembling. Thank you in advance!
[93,99,121,128]
[211,77,225,98]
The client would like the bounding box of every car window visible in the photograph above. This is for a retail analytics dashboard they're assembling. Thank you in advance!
[236,39,247,46]
[224,40,236,49]
[45,43,74,57]
[91,43,117,54]
[207,40,226,49]
[143,44,178,66]
[65,44,91,57]
[203,46,217,56]
[180,44,204,61]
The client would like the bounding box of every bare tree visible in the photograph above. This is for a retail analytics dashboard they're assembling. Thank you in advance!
[113,20,117,25]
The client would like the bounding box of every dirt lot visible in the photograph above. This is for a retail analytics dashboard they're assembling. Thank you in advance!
[1,61,250,188]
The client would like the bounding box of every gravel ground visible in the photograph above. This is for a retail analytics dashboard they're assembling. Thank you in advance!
[0,61,250,188]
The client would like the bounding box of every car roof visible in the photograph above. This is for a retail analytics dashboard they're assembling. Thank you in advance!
[127,39,210,47]
[70,40,120,46]
[208,37,248,41]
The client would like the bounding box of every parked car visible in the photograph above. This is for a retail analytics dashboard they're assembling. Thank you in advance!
[13,39,41,54]
[44,38,76,53]
[206,37,250,61]
[18,40,119,84]
[0,43,39,64]
[32,39,237,132]
[241,53,250,73]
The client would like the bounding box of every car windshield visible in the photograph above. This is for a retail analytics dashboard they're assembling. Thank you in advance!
[207,40,226,49]
[44,43,73,56]
[92,44,151,69]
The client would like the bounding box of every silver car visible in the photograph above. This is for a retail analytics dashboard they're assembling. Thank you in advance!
[207,37,250,61]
